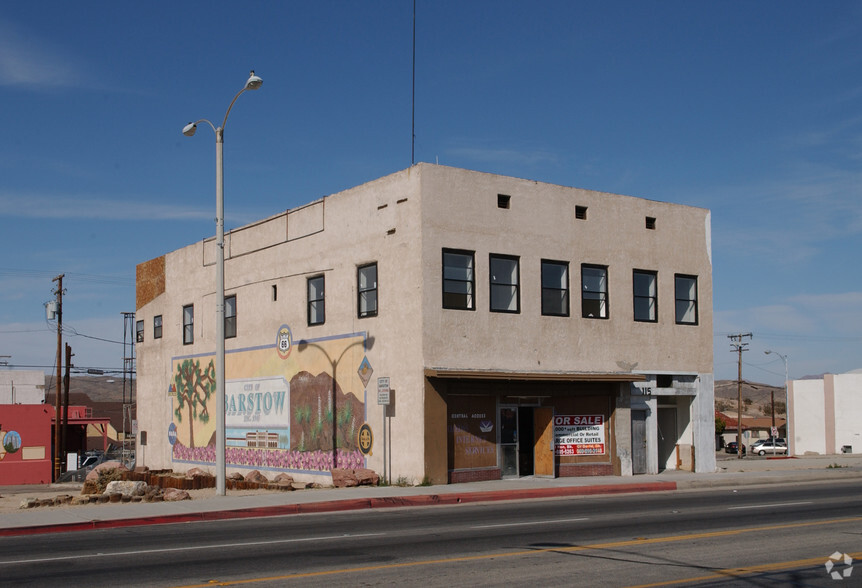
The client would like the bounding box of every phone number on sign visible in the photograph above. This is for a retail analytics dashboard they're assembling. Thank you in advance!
[555,444,605,456]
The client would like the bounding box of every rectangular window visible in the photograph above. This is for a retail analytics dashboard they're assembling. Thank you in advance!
[442,249,475,310]
[675,274,698,324]
[633,270,658,322]
[225,295,237,339]
[153,315,162,339]
[497,194,511,209]
[489,254,519,313]
[135,320,144,343]
[182,304,194,345]
[575,205,588,220]
[307,275,325,325]
[581,264,608,319]
[357,263,378,318]
[541,260,569,317]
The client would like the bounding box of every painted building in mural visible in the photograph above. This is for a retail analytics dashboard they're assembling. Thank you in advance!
[135,164,715,484]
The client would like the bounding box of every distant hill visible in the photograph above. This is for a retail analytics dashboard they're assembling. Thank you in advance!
[715,380,785,417]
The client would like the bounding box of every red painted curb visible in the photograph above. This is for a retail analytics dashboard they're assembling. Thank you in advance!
[0,481,676,537]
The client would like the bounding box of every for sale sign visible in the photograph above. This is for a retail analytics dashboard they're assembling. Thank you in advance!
[554,415,605,456]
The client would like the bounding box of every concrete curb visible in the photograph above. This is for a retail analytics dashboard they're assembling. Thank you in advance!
[0,481,676,537]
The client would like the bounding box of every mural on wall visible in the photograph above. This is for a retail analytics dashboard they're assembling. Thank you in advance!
[170,327,369,473]
[0,426,22,460]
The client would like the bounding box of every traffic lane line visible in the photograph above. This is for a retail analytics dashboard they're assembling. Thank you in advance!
[167,515,862,587]
[0,481,676,537]
[628,551,862,587]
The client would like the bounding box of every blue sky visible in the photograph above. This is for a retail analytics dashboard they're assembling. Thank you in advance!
[1,1,860,386]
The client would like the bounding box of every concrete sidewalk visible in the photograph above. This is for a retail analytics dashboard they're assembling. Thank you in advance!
[2,453,861,537]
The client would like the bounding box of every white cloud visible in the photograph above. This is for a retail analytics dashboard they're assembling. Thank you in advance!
[0,20,86,89]
[0,191,211,221]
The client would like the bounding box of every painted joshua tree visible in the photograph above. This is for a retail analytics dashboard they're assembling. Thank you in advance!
[173,358,215,448]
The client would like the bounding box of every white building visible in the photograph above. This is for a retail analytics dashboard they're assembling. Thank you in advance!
[135,164,715,484]
[0,370,46,405]
[788,370,862,455]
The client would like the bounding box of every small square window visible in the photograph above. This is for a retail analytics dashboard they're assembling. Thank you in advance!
[646,216,656,230]
[153,315,162,339]
[497,194,511,209]
[135,320,144,343]
[575,205,588,220]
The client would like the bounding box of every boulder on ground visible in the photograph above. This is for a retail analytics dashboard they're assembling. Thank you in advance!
[354,468,380,486]
[228,472,244,481]
[163,488,190,501]
[81,479,101,495]
[244,470,269,484]
[187,467,213,478]
[85,461,129,481]
[104,480,148,497]
[273,473,295,485]
[331,468,380,488]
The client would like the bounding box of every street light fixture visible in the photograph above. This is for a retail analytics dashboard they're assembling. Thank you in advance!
[765,350,789,455]
[182,70,262,496]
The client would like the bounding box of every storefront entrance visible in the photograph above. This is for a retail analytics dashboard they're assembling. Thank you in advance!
[499,405,554,478]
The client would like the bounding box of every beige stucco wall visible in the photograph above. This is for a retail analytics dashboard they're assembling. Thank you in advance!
[418,165,713,375]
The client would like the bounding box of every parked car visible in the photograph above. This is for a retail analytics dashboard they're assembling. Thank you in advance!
[753,440,787,456]
[725,441,746,455]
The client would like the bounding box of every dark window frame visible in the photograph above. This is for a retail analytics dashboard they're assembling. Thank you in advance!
[307,275,325,326]
[633,269,658,323]
[581,264,609,319]
[357,262,378,318]
[541,259,570,317]
[225,294,237,339]
[182,304,194,345]
[442,249,476,311]
[675,274,699,325]
[489,253,520,313]
[135,320,144,343]
[153,315,162,339]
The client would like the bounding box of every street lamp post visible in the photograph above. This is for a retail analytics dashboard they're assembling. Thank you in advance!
[765,350,789,455]
[182,70,262,496]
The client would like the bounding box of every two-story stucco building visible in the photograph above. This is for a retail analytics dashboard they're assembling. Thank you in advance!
[135,164,715,485]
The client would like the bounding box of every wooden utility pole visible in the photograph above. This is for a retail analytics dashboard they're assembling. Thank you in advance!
[729,333,752,459]
[52,274,64,481]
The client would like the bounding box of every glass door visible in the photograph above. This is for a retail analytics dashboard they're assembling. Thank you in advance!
[499,406,518,477]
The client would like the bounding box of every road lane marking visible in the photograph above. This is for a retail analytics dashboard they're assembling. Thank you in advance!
[0,533,384,566]
[164,515,862,587]
[472,517,588,529]
[628,550,862,587]
[728,501,813,510]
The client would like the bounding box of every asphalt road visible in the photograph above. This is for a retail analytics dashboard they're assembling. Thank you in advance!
[1,479,860,587]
